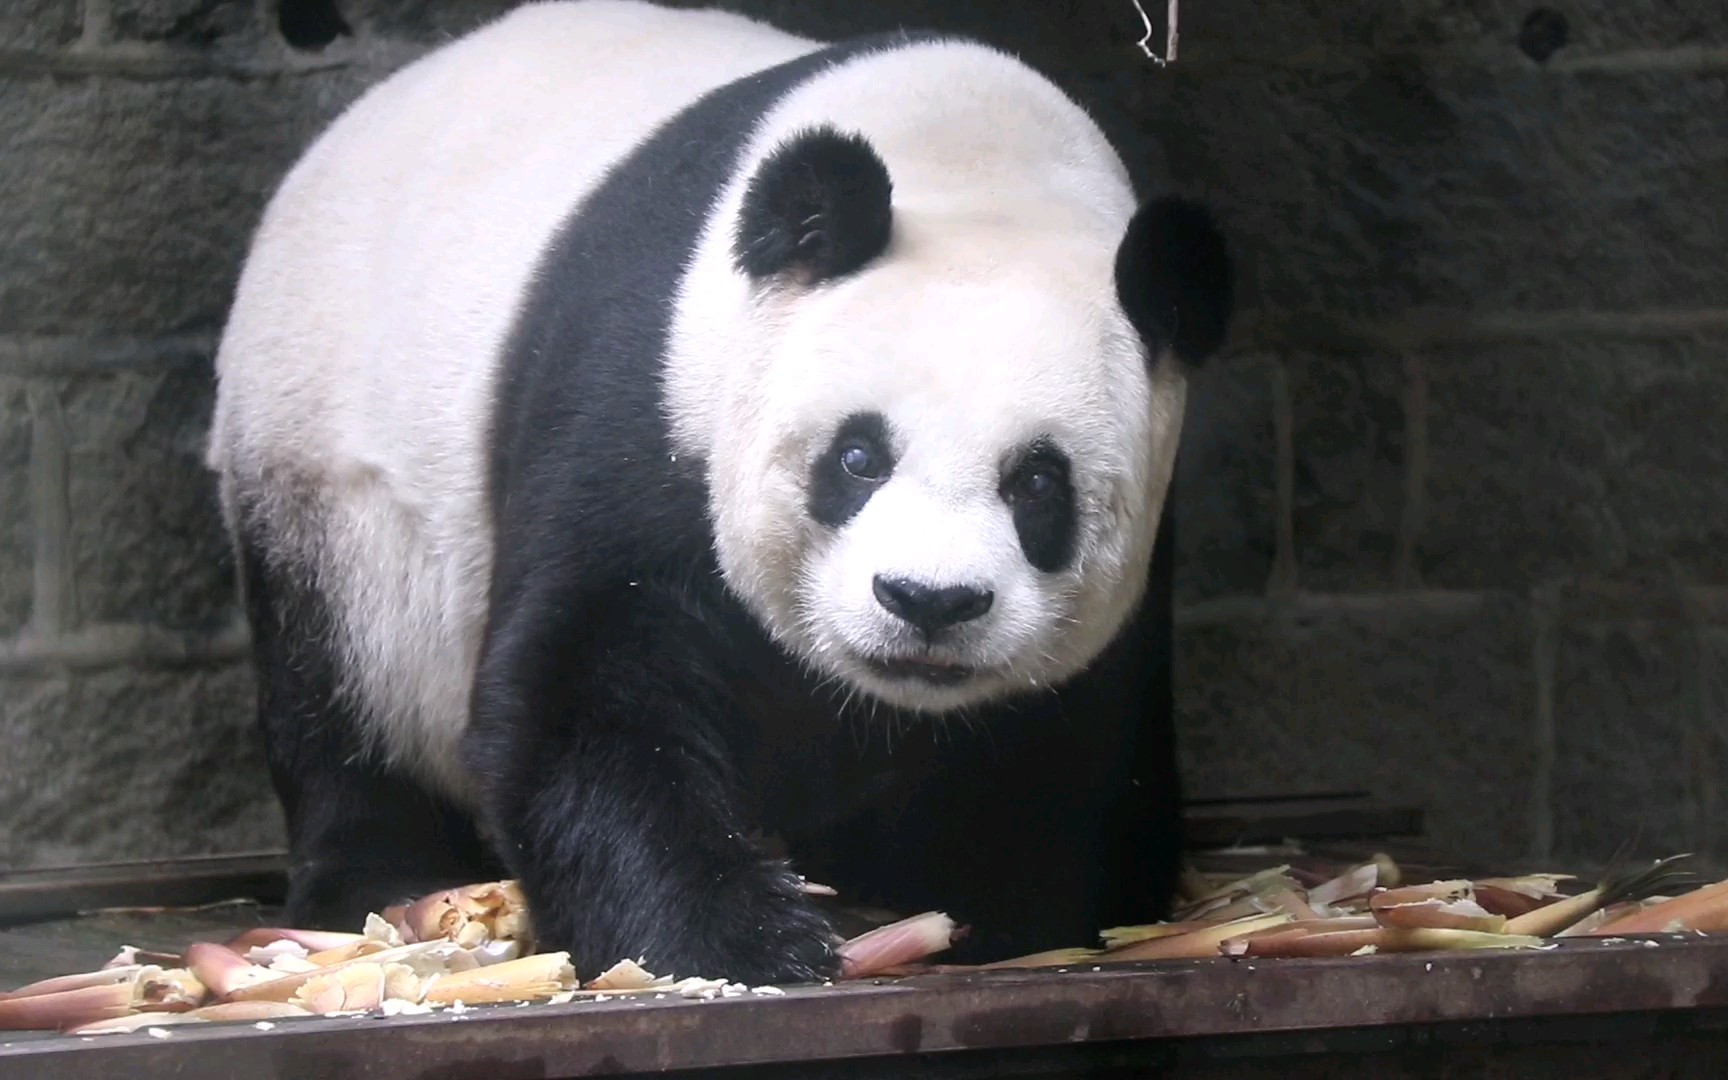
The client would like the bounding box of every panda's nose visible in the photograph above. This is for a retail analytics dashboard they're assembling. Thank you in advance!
[872,576,995,635]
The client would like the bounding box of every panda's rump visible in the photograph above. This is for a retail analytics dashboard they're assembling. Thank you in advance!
[209,1,821,796]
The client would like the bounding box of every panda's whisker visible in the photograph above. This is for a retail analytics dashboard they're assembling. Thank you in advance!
[935,712,957,748]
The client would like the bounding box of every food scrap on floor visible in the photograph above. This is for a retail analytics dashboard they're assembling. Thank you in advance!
[3,847,1722,1039]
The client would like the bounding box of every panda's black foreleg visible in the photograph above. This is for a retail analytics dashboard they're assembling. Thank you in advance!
[464,580,842,985]
[235,515,501,930]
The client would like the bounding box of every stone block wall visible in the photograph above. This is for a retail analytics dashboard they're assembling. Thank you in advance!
[1,0,1723,874]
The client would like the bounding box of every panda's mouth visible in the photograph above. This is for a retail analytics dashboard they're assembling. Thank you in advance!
[864,655,976,687]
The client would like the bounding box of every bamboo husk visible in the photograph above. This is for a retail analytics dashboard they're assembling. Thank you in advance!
[1239,927,1545,959]
[1103,913,1292,962]
[838,912,956,978]
[1505,854,1698,937]
[420,952,576,1005]
[1590,879,1728,936]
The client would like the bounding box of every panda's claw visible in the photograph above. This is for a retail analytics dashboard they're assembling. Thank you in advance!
[515,850,842,988]
[685,862,845,985]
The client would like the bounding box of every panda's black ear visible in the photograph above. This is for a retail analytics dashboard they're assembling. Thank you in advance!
[733,126,894,285]
[1114,195,1234,366]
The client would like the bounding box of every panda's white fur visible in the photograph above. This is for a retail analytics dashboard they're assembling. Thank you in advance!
[211,1,820,798]
[211,0,1178,796]
[666,35,1180,716]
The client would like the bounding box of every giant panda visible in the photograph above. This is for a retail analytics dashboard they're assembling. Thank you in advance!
[207,0,1232,986]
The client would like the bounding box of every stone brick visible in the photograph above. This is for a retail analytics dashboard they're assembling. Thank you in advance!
[0,0,80,50]
[1289,350,1406,591]
[335,0,516,42]
[1421,337,1728,589]
[1552,618,1702,865]
[1176,347,1411,601]
[0,378,29,636]
[1089,0,1728,64]
[1171,353,1277,602]
[1511,2,1728,57]
[0,665,283,868]
[1113,65,1728,320]
[110,0,256,45]
[1175,596,1536,862]
[1700,626,1728,864]
[59,367,235,630]
[0,69,377,336]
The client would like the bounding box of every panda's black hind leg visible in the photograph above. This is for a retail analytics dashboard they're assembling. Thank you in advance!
[234,510,502,931]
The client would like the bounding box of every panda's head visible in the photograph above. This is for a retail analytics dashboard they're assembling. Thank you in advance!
[686,124,1231,715]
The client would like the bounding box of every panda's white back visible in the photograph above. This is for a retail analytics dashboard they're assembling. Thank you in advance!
[210,2,820,796]
[213,1,816,496]
[210,0,1148,798]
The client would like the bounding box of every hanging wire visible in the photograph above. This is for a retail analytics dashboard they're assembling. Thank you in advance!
[1131,0,1180,65]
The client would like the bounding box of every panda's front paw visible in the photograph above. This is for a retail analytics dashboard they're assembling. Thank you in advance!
[683,862,843,986]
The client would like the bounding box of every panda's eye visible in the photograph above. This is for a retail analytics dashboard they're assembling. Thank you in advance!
[1008,462,1062,503]
[1016,466,1059,501]
[839,443,885,481]
[809,412,894,527]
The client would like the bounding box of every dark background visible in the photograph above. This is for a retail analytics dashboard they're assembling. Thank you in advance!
[1,0,1723,876]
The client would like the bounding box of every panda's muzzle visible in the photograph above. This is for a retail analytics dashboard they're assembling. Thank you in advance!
[864,655,976,687]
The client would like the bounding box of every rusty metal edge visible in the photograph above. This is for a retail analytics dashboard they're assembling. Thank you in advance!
[0,852,289,927]
[5,935,1727,1078]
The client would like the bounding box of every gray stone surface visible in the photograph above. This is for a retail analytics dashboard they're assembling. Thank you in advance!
[1115,65,1728,320]
[110,0,256,44]
[1174,597,1538,862]
[0,665,283,870]
[0,69,378,336]
[0,0,1723,874]
[0,0,79,50]
[1700,627,1728,862]
[1089,0,1728,62]
[1172,354,1278,602]
[336,0,516,41]
[1422,337,1728,589]
[1290,350,1406,592]
[1552,618,1701,863]
[62,368,235,630]
[0,378,30,636]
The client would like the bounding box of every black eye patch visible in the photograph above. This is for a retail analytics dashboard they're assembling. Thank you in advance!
[1001,439,1076,573]
[808,411,894,528]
